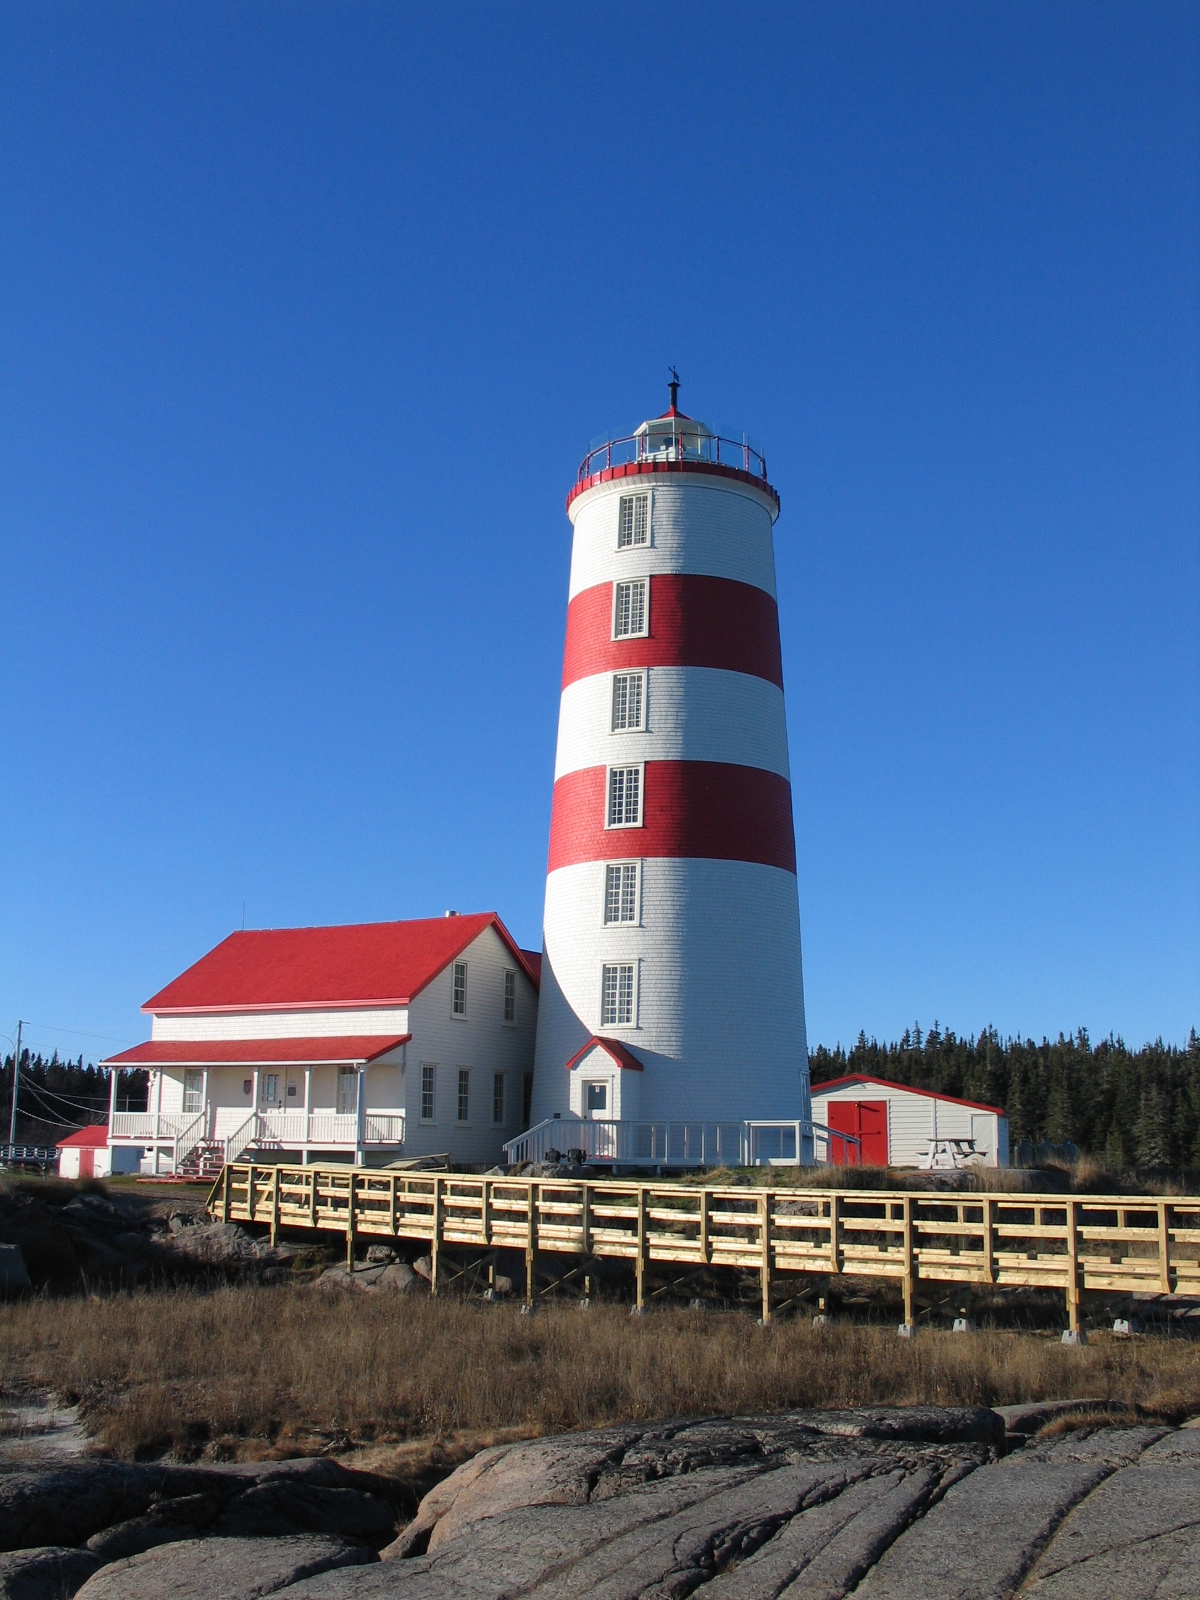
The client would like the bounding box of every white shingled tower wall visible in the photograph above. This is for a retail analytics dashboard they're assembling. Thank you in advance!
[530,384,811,1127]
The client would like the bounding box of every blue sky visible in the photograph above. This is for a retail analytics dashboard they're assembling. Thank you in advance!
[1,2,1196,1064]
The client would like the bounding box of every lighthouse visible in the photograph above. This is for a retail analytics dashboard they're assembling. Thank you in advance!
[529,380,810,1136]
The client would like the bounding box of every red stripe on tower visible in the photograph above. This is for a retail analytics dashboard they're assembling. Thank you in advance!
[561,574,784,691]
[547,761,797,875]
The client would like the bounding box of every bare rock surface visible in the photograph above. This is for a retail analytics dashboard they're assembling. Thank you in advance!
[0,1457,401,1553]
[72,1535,375,1600]
[0,1544,101,1599]
[281,1411,1199,1600]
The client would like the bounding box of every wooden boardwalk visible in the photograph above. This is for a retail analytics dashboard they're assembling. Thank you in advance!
[210,1163,1200,1332]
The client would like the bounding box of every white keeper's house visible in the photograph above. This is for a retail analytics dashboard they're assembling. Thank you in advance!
[100,913,540,1178]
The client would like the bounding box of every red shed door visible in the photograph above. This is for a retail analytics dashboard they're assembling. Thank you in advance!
[78,1148,95,1178]
[827,1100,889,1166]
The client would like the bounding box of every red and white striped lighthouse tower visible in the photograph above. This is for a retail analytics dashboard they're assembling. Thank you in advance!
[530,380,810,1129]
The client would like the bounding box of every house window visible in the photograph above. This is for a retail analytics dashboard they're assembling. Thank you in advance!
[493,1071,506,1125]
[503,969,516,1023]
[183,1069,204,1113]
[421,1064,436,1123]
[523,1071,534,1127]
[604,861,639,924]
[457,1068,471,1123]
[611,671,644,731]
[336,1067,357,1115]
[452,961,467,1015]
[261,1074,280,1106]
[585,1081,608,1113]
[607,765,642,827]
[613,578,647,639]
[617,493,649,548]
[601,963,635,1027]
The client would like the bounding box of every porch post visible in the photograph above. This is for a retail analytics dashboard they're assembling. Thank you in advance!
[107,1065,119,1131]
[303,1067,312,1165]
[201,1069,210,1137]
[153,1069,164,1173]
[355,1065,366,1164]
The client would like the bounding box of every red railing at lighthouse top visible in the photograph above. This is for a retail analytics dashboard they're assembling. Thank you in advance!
[577,427,769,485]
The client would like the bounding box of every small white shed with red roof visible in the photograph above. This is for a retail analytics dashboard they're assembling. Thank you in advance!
[809,1074,1009,1168]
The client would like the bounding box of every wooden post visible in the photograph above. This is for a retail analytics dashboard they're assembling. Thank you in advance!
[902,1196,916,1329]
[829,1194,841,1274]
[635,1185,646,1310]
[1065,1199,1082,1336]
[346,1171,356,1271]
[269,1165,280,1246]
[482,1178,492,1249]
[430,1176,442,1297]
[759,1190,772,1323]
[525,1181,536,1306]
[699,1188,709,1266]
[580,1183,591,1258]
[221,1162,232,1224]
[1158,1201,1172,1295]
[983,1198,996,1284]
[310,1167,318,1229]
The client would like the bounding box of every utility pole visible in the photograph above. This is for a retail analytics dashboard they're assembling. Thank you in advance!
[8,1020,23,1148]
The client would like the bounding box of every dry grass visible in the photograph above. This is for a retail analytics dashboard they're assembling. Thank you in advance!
[2,1284,1198,1462]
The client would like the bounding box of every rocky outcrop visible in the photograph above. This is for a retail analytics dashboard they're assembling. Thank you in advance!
[73,1535,375,1600]
[0,1545,102,1599]
[2,1408,1197,1599]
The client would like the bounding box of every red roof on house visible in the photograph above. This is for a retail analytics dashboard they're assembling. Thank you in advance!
[102,1036,410,1069]
[810,1074,1006,1117]
[520,949,542,984]
[563,1036,644,1073]
[142,914,539,1014]
[57,1124,110,1149]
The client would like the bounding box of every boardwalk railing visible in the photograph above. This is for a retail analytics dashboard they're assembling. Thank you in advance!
[209,1164,1200,1331]
[503,1117,860,1168]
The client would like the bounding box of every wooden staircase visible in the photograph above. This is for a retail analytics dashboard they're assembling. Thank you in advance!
[176,1140,225,1182]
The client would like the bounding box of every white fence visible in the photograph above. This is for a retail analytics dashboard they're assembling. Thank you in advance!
[503,1117,860,1169]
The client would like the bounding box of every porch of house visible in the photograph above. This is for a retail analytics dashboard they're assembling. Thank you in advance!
[104,1042,409,1178]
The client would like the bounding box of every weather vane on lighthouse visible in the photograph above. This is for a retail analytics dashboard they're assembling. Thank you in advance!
[667,366,680,412]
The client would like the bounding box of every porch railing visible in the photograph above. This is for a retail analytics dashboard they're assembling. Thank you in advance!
[112,1107,407,1153]
[502,1117,859,1169]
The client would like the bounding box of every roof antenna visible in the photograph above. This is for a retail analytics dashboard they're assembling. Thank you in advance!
[667,366,680,412]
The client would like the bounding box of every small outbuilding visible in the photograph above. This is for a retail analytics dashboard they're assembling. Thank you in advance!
[809,1075,1009,1168]
[56,1125,141,1179]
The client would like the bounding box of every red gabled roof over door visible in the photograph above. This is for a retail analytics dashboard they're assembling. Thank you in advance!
[143,913,539,1014]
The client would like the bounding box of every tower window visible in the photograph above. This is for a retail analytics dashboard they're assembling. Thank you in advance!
[613,579,647,639]
[611,671,644,731]
[503,969,516,1023]
[604,862,639,924]
[601,963,635,1027]
[421,1064,436,1123]
[457,1067,470,1122]
[617,493,649,548]
[452,961,467,1015]
[607,765,642,827]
